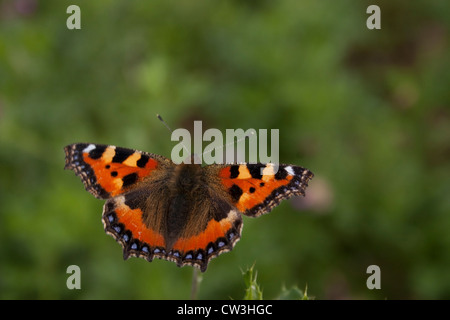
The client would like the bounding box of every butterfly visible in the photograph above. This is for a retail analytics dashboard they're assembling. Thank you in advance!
[64,143,313,272]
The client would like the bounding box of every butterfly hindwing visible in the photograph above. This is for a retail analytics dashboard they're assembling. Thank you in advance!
[102,189,167,262]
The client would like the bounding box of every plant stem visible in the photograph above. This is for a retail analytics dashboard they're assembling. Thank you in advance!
[190,268,201,300]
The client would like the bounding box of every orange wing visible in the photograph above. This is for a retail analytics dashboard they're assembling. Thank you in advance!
[210,163,314,217]
[64,143,171,199]
[102,189,243,272]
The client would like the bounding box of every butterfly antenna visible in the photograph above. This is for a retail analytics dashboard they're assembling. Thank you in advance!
[202,130,256,157]
[157,114,173,132]
[157,114,191,155]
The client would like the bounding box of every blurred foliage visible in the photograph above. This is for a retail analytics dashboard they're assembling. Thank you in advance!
[1,0,449,299]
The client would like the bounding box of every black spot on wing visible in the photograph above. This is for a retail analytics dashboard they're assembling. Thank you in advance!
[247,164,265,180]
[229,184,243,203]
[229,165,240,179]
[122,173,138,188]
[88,145,107,160]
[275,167,288,180]
[136,154,149,168]
[112,147,135,163]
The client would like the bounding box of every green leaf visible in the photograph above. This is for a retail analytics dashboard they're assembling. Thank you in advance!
[277,285,312,300]
[242,264,263,300]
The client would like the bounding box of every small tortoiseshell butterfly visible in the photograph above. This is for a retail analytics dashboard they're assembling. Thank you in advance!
[64,143,313,272]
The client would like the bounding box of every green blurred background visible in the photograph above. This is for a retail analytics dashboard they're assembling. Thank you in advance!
[1,0,449,299]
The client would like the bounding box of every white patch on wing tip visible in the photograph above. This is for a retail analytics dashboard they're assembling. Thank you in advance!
[83,144,96,153]
[285,166,295,176]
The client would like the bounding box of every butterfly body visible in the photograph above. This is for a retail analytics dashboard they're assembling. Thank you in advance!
[64,143,313,272]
